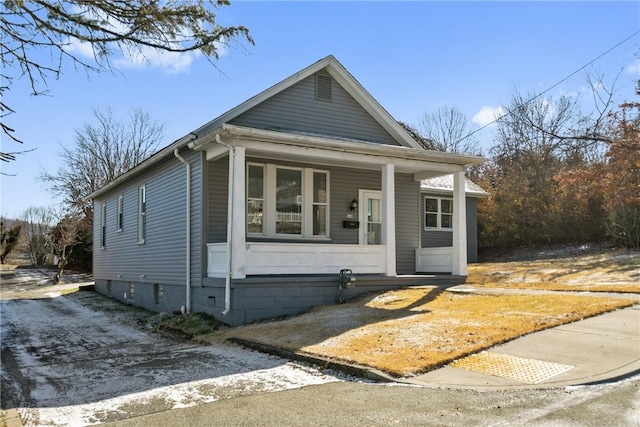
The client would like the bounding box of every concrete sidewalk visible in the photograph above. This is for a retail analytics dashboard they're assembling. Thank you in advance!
[406,304,640,389]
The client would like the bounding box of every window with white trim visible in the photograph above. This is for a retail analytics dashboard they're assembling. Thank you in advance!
[116,194,123,231]
[100,202,106,248]
[425,197,453,230]
[138,185,146,243]
[247,164,264,234]
[276,167,302,235]
[247,163,329,238]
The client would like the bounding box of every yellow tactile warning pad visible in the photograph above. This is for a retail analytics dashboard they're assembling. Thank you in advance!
[450,352,574,384]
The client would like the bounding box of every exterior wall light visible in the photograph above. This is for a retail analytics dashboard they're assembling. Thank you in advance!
[350,198,358,211]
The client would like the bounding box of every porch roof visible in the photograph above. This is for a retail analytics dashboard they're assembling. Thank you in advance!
[190,124,486,179]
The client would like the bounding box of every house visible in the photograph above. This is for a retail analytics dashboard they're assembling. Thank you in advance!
[87,56,485,325]
[418,175,488,273]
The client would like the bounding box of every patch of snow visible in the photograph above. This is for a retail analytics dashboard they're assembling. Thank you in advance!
[1,294,356,427]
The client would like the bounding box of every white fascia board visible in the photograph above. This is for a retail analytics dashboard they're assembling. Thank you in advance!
[85,133,196,201]
[325,63,423,150]
[220,124,484,167]
[193,55,423,150]
[191,57,334,138]
[219,133,463,176]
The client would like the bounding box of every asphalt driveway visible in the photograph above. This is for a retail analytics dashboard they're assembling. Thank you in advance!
[0,289,351,426]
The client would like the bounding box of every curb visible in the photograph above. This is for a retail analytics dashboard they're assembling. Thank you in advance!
[227,337,396,383]
[3,401,22,427]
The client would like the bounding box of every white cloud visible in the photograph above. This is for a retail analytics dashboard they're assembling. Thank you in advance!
[626,59,640,75]
[472,106,506,127]
[62,3,221,74]
[114,47,203,74]
[65,37,97,61]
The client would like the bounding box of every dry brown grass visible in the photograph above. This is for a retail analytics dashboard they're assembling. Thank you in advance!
[466,250,640,293]
[205,250,639,377]
[217,287,636,377]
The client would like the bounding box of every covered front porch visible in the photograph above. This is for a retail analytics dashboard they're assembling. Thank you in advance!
[191,124,477,280]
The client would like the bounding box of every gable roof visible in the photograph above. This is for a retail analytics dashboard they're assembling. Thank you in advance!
[86,56,476,200]
[191,55,422,149]
[421,174,488,198]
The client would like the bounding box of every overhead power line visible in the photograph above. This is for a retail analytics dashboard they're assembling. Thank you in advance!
[457,30,640,146]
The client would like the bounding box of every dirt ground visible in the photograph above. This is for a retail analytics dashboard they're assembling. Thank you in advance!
[219,249,639,377]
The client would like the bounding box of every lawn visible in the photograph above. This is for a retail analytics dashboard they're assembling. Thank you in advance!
[466,249,640,294]
[211,250,639,377]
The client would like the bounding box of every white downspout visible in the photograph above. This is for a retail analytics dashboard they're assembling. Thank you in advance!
[174,149,192,313]
[215,134,234,316]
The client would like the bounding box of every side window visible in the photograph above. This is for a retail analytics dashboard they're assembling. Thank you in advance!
[138,185,146,243]
[425,197,439,229]
[117,194,123,231]
[100,202,106,248]
[425,197,453,231]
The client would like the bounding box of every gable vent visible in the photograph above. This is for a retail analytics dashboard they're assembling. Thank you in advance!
[315,74,332,101]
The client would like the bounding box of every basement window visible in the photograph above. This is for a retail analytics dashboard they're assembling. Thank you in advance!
[315,74,332,101]
[154,284,164,304]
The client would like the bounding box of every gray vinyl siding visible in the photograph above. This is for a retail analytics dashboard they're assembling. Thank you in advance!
[93,149,204,289]
[420,194,479,263]
[229,72,399,146]
[329,167,380,244]
[466,198,479,263]
[206,157,417,273]
[395,174,420,274]
[207,156,229,243]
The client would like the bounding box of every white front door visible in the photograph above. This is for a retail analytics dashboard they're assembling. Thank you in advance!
[359,190,382,245]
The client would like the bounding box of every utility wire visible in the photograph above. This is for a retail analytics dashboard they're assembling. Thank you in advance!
[457,30,640,146]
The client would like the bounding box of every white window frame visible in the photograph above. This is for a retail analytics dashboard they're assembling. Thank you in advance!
[116,194,123,232]
[138,185,146,244]
[100,202,106,248]
[247,162,330,239]
[424,196,453,231]
[247,163,265,235]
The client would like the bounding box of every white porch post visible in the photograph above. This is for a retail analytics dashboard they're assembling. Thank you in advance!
[452,169,467,276]
[231,146,246,278]
[381,163,396,276]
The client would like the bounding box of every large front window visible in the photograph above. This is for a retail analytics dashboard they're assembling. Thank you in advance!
[247,163,329,238]
[425,197,453,230]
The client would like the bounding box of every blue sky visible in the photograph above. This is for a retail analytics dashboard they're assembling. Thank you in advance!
[1,1,638,218]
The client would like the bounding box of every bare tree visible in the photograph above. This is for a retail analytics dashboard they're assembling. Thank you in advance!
[497,72,620,159]
[1,0,253,161]
[41,107,164,213]
[0,221,22,264]
[20,206,55,266]
[47,213,86,284]
[417,106,481,155]
[398,121,437,150]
